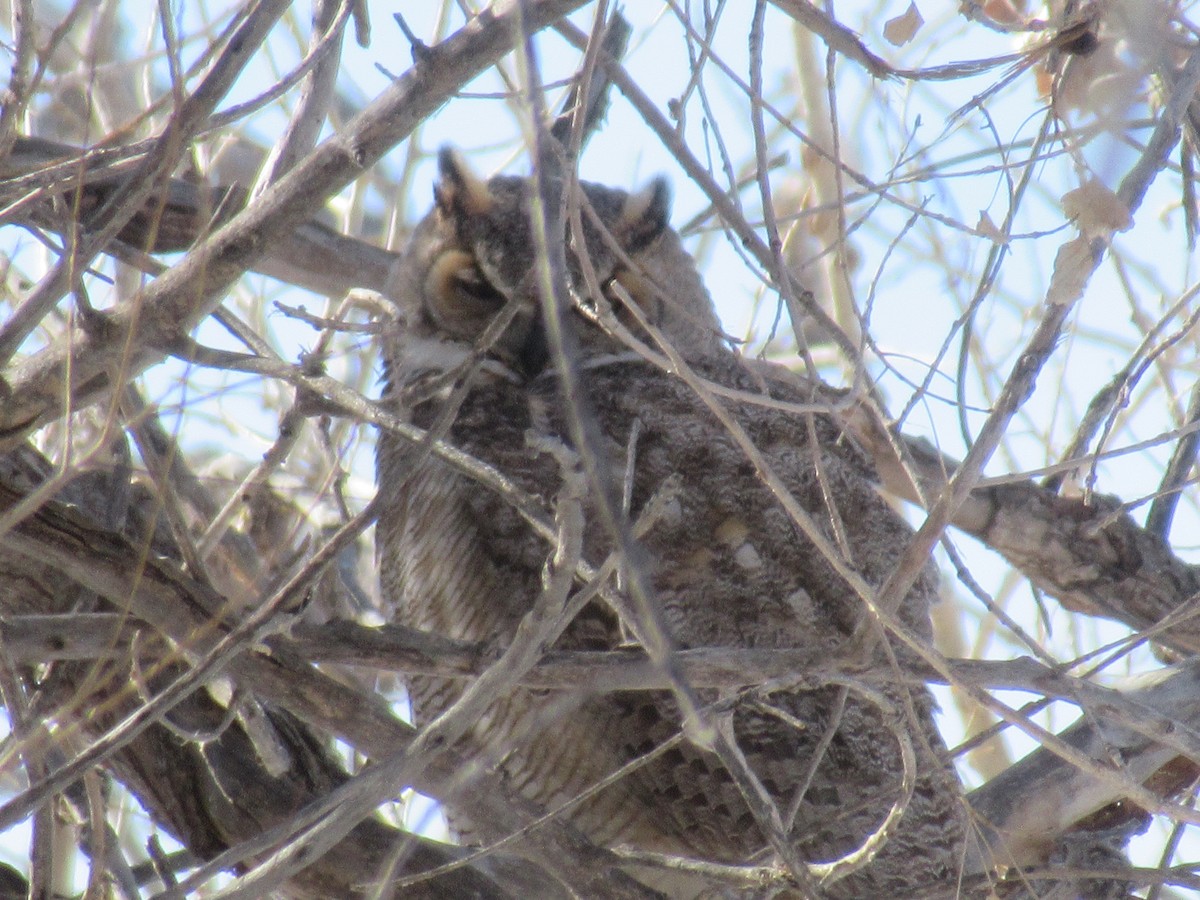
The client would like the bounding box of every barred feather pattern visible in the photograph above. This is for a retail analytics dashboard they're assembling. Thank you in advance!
[376,150,968,897]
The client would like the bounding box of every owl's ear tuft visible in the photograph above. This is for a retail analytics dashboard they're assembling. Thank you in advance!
[434,147,492,219]
[617,177,671,253]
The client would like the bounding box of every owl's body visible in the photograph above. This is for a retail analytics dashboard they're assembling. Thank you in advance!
[377,151,967,896]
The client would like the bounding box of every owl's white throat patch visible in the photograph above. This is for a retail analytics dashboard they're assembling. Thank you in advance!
[392,333,523,391]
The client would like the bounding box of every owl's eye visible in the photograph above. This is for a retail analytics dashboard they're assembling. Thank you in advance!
[425,249,506,337]
[450,264,504,305]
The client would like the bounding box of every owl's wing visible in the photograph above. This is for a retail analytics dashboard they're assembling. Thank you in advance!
[378,356,966,895]
[576,359,968,892]
[376,379,701,854]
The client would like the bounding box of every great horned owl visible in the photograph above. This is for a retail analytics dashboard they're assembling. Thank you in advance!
[376,149,967,897]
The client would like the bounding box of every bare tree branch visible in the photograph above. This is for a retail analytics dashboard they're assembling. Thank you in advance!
[0,0,590,445]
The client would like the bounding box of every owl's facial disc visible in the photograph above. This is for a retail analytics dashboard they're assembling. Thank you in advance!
[422,245,546,376]
[424,147,681,370]
[423,248,506,339]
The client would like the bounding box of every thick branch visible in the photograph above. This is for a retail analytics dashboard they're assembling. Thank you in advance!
[0,136,398,297]
[845,407,1200,654]
[0,468,656,899]
[6,502,1200,882]
[0,0,590,445]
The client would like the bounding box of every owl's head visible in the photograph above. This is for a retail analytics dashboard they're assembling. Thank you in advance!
[384,148,724,380]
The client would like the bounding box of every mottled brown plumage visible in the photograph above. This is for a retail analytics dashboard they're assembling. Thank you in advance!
[376,150,967,897]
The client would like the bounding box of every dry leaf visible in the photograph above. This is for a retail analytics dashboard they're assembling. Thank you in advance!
[1035,63,1055,98]
[975,211,1009,244]
[1046,235,1097,306]
[884,2,924,46]
[977,0,1023,27]
[1061,180,1132,237]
